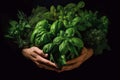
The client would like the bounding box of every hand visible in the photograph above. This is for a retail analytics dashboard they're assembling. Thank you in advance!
[22,46,58,71]
[58,47,93,72]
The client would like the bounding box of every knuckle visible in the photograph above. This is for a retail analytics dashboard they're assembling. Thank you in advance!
[45,61,49,64]
[31,46,37,50]
[36,58,40,62]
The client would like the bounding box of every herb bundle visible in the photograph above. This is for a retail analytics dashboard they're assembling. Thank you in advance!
[5,1,110,68]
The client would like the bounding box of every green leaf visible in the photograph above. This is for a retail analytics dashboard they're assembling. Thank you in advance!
[25,24,31,28]
[64,3,76,11]
[32,6,48,15]
[43,43,55,53]
[77,1,85,8]
[65,27,76,37]
[69,37,84,50]
[50,5,56,14]
[59,40,69,55]
[57,5,63,12]
[68,41,79,57]
[9,20,18,27]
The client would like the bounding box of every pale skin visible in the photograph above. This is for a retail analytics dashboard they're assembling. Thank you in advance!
[22,46,93,72]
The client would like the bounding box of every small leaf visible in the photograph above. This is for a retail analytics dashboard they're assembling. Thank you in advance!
[77,1,85,8]
[9,20,18,27]
[25,24,31,28]
[50,5,56,14]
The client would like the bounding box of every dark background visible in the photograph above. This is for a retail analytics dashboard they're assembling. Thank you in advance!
[0,0,119,80]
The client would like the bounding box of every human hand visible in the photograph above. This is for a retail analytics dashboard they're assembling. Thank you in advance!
[22,46,58,71]
[58,47,93,72]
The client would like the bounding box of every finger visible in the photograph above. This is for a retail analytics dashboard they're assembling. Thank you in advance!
[62,48,94,72]
[61,62,81,71]
[30,52,48,59]
[35,61,58,71]
[30,52,38,58]
[84,48,93,61]
[34,61,43,68]
[66,52,87,65]
[66,47,92,65]
[81,47,88,54]
[29,52,56,68]
[35,55,58,68]
[31,47,47,58]
[55,69,65,73]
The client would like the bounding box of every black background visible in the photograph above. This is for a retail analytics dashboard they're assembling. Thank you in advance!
[0,0,119,80]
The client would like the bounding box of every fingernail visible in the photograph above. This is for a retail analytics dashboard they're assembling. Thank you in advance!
[44,54,48,57]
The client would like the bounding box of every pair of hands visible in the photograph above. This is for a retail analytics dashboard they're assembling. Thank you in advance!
[22,46,93,72]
